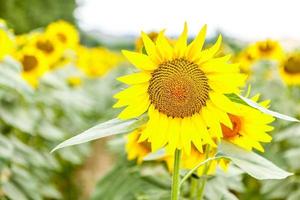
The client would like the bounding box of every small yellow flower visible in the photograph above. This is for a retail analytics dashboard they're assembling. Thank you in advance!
[46,20,79,49]
[0,29,14,61]
[221,96,274,152]
[250,39,284,61]
[279,52,300,85]
[15,47,48,87]
[115,23,247,155]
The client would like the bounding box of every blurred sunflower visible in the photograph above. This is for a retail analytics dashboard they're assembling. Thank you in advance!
[235,47,258,74]
[46,20,79,49]
[31,34,64,66]
[221,95,274,152]
[15,47,48,87]
[0,29,14,60]
[250,39,284,61]
[279,52,300,85]
[76,46,122,77]
[114,24,247,155]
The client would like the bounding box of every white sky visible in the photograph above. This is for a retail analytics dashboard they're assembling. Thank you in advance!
[76,0,300,41]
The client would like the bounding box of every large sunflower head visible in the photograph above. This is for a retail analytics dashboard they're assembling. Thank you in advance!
[15,47,48,87]
[46,20,79,49]
[114,24,247,155]
[221,94,275,152]
[279,52,300,85]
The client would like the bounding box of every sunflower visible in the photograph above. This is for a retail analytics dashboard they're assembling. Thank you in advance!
[15,47,48,87]
[0,29,14,60]
[114,24,247,155]
[126,126,152,164]
[249,39,284,61]
[279,52,300,85]
[30,33,64,66]
[234,47,258,74]
[46,20,79,49]
[221,95,275,152]
[76,46,122,77]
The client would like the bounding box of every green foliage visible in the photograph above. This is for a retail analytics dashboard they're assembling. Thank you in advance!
[0,57,119,199]
[0,0,76,34]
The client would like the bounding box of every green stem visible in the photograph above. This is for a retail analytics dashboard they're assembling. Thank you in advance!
[190,177,198,199]
[197,144,211,200]
[179,156,222,187]
[171,149,182,200]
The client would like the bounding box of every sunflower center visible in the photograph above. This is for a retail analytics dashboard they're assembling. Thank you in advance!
[258,42,274,53]
[22,55,38,72]
[148,58,209,118]
[57,33,67,43]
[221,114,242,139]
[36,40,54,54]
[284,56,300,74]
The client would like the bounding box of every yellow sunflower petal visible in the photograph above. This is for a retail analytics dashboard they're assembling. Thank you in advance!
[117,72,151,85]
[195,35,222,64]
[141,31,161,63]
[187,24,207,60]
[156,31,173,61]
[113,83,148,99]
[206,101,233,129]
[174,22,188,57]
[122,50,157,70]
[118,99,150,119]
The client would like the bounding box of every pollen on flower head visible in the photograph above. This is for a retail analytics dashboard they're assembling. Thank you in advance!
[148,58,210,118]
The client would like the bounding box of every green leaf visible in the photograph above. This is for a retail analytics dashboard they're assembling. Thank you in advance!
[275,124,300,141]
[0,58,33,96]
[219,141,293,180]
[143,149,166,161]
[51,115,148,152]
[91,160,170,200]
[238,95,299,122]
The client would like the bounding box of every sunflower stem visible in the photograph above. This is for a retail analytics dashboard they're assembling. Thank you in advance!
[171,148,182,200]
[190,177,198,199]
[197,144,211,200]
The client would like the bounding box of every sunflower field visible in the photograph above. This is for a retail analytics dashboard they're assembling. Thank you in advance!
[1,1,300,200]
